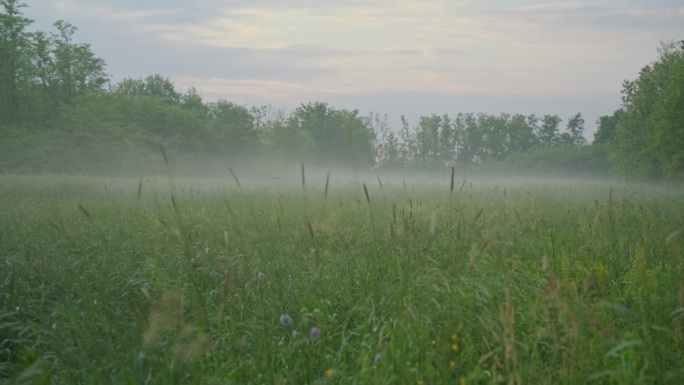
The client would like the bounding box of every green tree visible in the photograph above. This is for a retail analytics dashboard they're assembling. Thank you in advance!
[398,115,417,166]
[414,114,443,167]
[379,130,401,170]
[454,112,483,164]
[0,0,32,127]
[594,110,622,145]
[506,114,538,154]
[365,112,401,169]
[115,74,179,104]
[288,102,375,168]
[50,21,107,102]
[250,105,313,161]
[649,56,684,178]
[565,113,586,146]
[537,114,562,148]
[208,100,257,157]
[479,113,510,161]
[28,20,107,124]
[260,117,315,162]
[612,41,684,177]
[180,86,205,112]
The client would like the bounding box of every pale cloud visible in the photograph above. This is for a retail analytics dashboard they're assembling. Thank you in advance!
[53,1,182,21]
[175,76,380,100]
[108,8,183,22]
[154,19,279,47]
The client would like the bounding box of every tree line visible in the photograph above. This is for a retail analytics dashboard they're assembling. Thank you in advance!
[594,41,684,179]
[1,1,682,178]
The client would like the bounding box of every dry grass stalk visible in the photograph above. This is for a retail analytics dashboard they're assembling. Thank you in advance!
[499,285,521,385]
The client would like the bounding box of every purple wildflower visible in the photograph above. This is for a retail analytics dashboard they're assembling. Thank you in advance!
[374,352,382,363]
[209,290,219,297]
[280,314,292,326]
[310,326,321,339]
[292,329,298,338]
[257,272,265,281]
[190,257,197,265]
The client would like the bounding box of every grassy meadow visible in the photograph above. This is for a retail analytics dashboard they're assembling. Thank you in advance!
[1,171,683,384]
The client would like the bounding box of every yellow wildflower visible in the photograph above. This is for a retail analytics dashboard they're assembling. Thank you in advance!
[452,343,459,351]
[326,369,333,377]
[450,361,456,369]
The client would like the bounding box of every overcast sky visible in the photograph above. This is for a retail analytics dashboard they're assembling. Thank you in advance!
[24,0,684,137]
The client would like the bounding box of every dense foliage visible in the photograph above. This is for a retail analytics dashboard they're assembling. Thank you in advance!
[1,2,683,179]
[595,41,684,179]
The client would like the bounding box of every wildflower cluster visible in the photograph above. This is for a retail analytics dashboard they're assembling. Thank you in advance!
[424,331,465,383]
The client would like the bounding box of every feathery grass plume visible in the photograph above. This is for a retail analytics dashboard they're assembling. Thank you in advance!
[301,162,306,188]
[228,167,241,188]
[363,183,371,204]
[77,202,92,223]
[450,166,455,193]
[459,179,467,194]
[136,178,143,201]
[307,220,314,240]
[159,144,169,169]
[172,326,212,362]
[473,208,483,224]
[142,291,183,348]
[499,285,521,385]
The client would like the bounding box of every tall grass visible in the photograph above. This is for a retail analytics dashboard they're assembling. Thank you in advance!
[0,174,683,384]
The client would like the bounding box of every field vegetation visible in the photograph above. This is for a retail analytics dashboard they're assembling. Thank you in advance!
[1,170,683,384]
